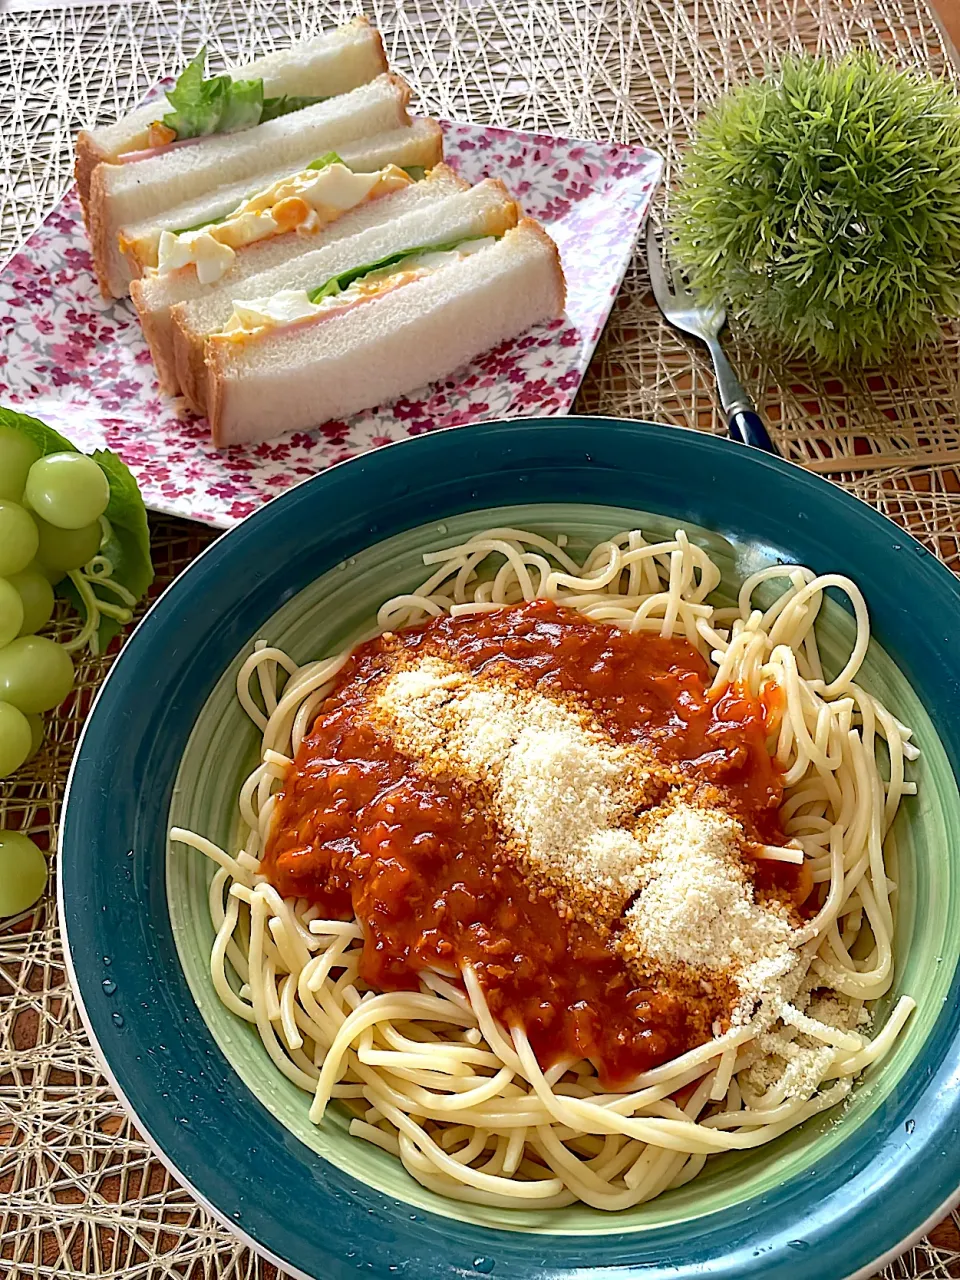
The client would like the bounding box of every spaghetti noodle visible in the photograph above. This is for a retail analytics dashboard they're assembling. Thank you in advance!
[171,525,917,1209]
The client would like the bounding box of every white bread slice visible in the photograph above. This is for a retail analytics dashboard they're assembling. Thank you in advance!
[132,160,463,396]
[206,218,566,447]
[75,18,387,213]
[172,177,521,415]
[88,73,411,299]
[120,117,443,277]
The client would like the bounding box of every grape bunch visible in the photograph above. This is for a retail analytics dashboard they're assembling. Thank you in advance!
[0,425,114,914]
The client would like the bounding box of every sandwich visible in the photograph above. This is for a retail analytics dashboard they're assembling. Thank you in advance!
[119,120,443,280]
[184,195,566,447]
[88,72,414,299]
[170,176,520,415]
[72,18,566,454]
[131,160,463,396]
[75,18,387,213]
[206,217,564,448]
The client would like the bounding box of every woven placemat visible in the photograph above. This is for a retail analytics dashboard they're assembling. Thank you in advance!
[2,1,960,1276]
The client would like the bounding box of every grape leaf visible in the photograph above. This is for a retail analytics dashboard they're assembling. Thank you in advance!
[87,449,154,623]
[0,405,76,455]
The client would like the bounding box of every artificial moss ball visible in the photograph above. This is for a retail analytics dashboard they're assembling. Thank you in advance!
[671,51,960,367]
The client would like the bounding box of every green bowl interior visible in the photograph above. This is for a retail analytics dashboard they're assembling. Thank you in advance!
[167,503,958,1236]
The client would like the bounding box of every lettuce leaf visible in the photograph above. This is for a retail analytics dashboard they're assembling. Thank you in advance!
[306,151,345,171]
[173,210,230,235]
[307,236,489,303]
[162,48,232,138]
[161,47,324,141]
[261,93,327,124]
[216,77,265,133]
[402,166,427,181]
[0,406,154,650]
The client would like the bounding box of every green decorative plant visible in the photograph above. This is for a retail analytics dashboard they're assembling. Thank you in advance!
[671,51,960,367]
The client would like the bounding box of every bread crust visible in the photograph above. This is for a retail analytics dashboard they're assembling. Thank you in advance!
[421,120,444,169]
[86,163,120,300]
[365,18,388,76]
[206,342,230,446]
[75,134,106,223]
[171,302,210,414]
[131,277,181,394]
[514,215,567,311]
[385,71,413,114]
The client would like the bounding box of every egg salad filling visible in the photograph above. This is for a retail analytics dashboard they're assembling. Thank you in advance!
[220,235,497,337]
[153,156,413,284]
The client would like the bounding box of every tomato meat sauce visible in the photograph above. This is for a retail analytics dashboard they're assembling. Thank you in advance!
[264,599,803,1084]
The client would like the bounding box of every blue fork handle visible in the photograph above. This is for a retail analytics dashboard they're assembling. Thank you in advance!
[705,336,777,454]
[728,407,776,454]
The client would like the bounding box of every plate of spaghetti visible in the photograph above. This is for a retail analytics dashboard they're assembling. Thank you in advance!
[61,417,960,1280]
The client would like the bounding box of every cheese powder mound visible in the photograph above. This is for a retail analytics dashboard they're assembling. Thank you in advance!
[374,656,670,922]
[620,804,797,1019]
[373,655,803,1021]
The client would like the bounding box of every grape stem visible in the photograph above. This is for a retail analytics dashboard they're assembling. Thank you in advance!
[85,555,138,606]
[63,555,134,656]
[63,572,102,654]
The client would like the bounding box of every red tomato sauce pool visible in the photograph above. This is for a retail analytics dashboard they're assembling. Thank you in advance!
[263,600,804,1084]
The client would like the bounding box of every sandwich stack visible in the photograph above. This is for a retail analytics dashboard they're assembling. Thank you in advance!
[76,19,566,448]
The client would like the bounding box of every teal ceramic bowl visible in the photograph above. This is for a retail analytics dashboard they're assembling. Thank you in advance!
[60,417,960,1280]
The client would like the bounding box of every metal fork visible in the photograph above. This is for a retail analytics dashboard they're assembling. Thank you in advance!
[646,221,775,454]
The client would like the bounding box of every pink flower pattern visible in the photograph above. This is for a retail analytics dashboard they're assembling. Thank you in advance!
[0,120,660,528]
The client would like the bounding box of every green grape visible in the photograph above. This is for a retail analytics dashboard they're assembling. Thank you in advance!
[8,568,55,635]
[0,425,42,502]
[0,636,74,713]
[32,559,65,587]
[0,500,40,577]
[33,516,101,574]
[25,452,111,530]
[0,700,31,776]
[0,830,47,916]
[25,712,44,761]
[0,577,24,647]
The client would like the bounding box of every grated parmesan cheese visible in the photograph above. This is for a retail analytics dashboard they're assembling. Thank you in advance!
[620,804,798,1019]
[373,654,812,1033]
[375,657,670,920]
[739,986,870,1101]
